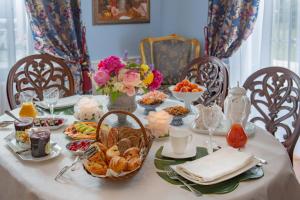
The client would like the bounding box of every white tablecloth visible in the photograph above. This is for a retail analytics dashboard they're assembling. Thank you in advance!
[0,96,299,200]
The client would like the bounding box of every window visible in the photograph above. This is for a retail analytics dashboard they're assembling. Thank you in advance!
[271,0,300,73]
[0,0,32,76]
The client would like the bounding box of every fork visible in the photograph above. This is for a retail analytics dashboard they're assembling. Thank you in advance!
[55,156,80,181]
[55,145,98,181]
[165,166,202,196]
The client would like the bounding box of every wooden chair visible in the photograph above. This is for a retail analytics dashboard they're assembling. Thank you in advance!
[183,56,229,108]
[243,67,300,164]
[7,54,75,109]
[140,34,200,86]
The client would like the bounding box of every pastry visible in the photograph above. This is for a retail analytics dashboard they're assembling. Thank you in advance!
[123,147,140,160]
[117,138,132,155]
[91,142,107,153]
[106,145,120,161]
[88,148,106,162]
[84,160,107,175]
[126,157,141,171]
[107,128,118,148]
[109,156,127,173]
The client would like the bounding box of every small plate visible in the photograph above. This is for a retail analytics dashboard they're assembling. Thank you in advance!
[161,144,196,159]
[33,117,67,130]
[4,133,61,162]
[191,121,255,137]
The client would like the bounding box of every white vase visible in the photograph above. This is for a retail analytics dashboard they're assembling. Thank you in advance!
[107,93,137,125]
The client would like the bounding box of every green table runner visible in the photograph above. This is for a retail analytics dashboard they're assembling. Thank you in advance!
[154,146,264,194]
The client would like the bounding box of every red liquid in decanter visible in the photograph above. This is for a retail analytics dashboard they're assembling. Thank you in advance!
[226,123,248,148]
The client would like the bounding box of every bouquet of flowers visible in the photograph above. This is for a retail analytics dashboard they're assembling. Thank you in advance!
[93,55,163,101]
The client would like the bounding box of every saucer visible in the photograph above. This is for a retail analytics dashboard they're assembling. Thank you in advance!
[161,144,196,159]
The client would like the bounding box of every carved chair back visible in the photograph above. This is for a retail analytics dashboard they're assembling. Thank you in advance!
[7,54,75,109]
[243,67,300,162]
[183,56,229,108]
[140,34,200,85]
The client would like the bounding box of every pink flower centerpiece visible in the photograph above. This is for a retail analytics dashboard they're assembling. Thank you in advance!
[93,55,163,102]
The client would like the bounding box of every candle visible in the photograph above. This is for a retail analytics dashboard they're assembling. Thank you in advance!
[147,111,172,138]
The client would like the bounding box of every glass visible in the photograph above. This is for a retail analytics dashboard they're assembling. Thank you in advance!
[201,104,223,154]
[226,97,248,149]
[14,117,33,146]
[43,88,59,118]
[19,91,37,118]
[29,128,51,158]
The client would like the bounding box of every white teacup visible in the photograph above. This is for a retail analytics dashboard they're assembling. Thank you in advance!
[170,130,193,154]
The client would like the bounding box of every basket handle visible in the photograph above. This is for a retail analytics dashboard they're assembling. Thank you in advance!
[96,110,149,147]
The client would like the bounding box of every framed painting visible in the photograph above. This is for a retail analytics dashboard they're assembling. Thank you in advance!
[93,0,150,25]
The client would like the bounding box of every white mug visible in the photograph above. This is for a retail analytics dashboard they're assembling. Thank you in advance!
[170,130,193,154]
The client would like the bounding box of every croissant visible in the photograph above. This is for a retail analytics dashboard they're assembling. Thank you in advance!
[126,157,142,171]
[106,145,120,162]
[84,160,107,175]
[109,156,127,173]
[123,147,140,160]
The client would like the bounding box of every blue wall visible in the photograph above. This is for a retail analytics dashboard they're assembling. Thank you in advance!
[82,0,208,61]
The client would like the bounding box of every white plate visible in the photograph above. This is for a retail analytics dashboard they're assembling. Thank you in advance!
[190,121,255,137]
[33,117,67,130]
[4,133,61,162]
[161,144,196,159]
[36,95,80,109]
[171,157,260,185]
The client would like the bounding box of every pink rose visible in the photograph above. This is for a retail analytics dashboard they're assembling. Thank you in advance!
[122,70,141,87]
[149,69,163,90]
[98,56,125,74]
[122,85,136,96]
[93,69,110,86]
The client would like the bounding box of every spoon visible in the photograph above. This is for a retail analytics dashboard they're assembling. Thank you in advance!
[4,110,22,122]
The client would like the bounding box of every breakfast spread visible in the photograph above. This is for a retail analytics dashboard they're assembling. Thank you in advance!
[173,79,203,92]
[139,90,168,105]
[164,106,190,116]
[83,127,143,176]
[64,122,110,140]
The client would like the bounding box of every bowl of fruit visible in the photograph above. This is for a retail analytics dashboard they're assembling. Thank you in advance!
[169,79,205,111]
[66,140,94,156]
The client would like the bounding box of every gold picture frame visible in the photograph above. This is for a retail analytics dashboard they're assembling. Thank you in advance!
[93,0,150,25]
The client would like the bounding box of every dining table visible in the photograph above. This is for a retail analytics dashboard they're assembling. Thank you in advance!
[0,95,299,200]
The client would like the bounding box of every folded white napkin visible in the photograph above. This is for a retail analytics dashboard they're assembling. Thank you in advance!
[175,147,253,183]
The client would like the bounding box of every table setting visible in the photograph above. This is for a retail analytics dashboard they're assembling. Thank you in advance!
[0,55,299,200]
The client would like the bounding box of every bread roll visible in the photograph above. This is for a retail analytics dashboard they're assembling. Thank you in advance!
[84,160,107,175]
[106,145,120,161]
[126,157,141,171]
[109,156,127,173]
[107,128,118,148]
[123,147,140,160]
[117,138,132,155]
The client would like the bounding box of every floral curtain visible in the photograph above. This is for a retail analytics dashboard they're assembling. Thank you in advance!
[25,0,91,94]
[205,0,260,58]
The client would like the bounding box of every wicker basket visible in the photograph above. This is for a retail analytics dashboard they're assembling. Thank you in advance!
[83,110,153,180]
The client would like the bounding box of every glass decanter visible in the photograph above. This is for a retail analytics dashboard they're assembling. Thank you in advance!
[226,97,248,149]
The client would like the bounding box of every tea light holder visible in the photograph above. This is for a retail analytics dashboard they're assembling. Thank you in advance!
[146,111,172,138]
